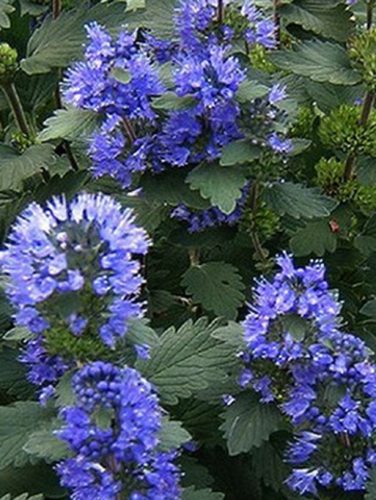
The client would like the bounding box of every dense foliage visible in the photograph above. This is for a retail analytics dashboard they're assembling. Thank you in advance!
[1,0,376,499]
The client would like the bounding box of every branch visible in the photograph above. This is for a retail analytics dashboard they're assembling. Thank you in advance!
[2,83,30,137]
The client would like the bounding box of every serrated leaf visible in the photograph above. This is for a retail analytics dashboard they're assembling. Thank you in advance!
[220,393,286,455]
[124,0,176,39]
[0,348,33,399]
[19,0,48,16]
[182,487,224,500]
[236,80,269,103]
[158,417,192,451]
[270,40,361,85]
[0,144,56,191]
[38,107,98,142]
[141,169,209,210]
[0,0,14,29]
[290,219,337,256]
[252,441,290,493]
[0,463,63,497]
[23,420,69,463]
[55,371,75,407]
[0,402,55,469]
[182,262,245,319]
[220,140,261,166]
[361,299,376,319]
[187,163,247,214]
[126,317,160,349]
[263,182,338,219]
[355,214,376,256]
[306,80,362,114]
[211,321,245,348]
[136,318,238,405]
[21,3,128,74]
[280,0,353,42]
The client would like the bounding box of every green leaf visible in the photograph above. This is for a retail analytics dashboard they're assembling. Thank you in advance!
[236,80,269,103]
[21,3,128,74]
[263,182,338,219]
[182,262,245,319]
[220,393,286,456]
[0,0,15,29]
[141,170,209,210]
[136,318,238,405]
[19,0,48,17]
[306,81,362,114]
[23,420,69,463]
[3,327,32,342]
[366,468,376,500]
[0,402,55,469]
[211,321,245,348]
[126,318,161,349]
[182,487,224,500]
[358,156,376,186]
[152,92,197,111]
[0,494,43,500]
[0,348,33,399]
[280,0,353,42]
[290,219,337,256]
[355,215,376,256]
[0,144,56,191]
[0,463,63,497]
[124,0,176,39]
[252,441,290,493]
[38,107,99,142]
[361,299,376,319]
[270,40,361,85]
[158,417,192,451]
[111,67,132,84]
[220,140,261,166]
[187,163,248,214]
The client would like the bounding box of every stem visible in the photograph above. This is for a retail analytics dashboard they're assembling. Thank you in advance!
[343,152,356,181]
[273,0,281,46]
[249,182,268,262]
[217,0,224,24]
[121,117,137,144]
[367,0,374,30]
[2,82,30,137]
[189,248,200,266]
[52,0,61,19]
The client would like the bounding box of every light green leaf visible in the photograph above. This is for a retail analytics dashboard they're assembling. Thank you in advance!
[38,107,99,142]
[126,318,160,349]
[263,182,338,219]
[187,163,248,214]
[0,402,55,469]
[220,393,286,456]
[236,80,269,103]
[290,219,337,256]
[0,0,14,28]
[270,40,361,85]
[280,0,353,42]
[0,494,43,500]
[3,327,32,342]
[111,67,131,84]
[21,3,128,74]
[0,144,56,191]
[136,318,239,405]
[23,420,69,463]
[158,417,192,451]
[220,140,261,166]
[124,0,176,39]
[182,262,245,319]
[152,92,197,111]
[211,321,245,348]
[182,487,224,500]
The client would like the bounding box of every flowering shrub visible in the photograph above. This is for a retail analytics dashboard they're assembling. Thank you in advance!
[0,0,376,499]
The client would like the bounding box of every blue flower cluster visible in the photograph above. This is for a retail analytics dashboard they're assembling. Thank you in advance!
[57,361,181,500]
[241,254,376,496]
[63,0,288,192]
[0,193,149,398]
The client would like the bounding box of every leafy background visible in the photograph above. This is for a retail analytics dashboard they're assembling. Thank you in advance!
[0,0,375,498]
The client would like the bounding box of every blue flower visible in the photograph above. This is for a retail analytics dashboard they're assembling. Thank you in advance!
[267,132,293,154]
[57,362,181,499]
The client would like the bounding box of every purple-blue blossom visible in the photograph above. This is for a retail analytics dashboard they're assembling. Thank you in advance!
[57,361,181,499]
